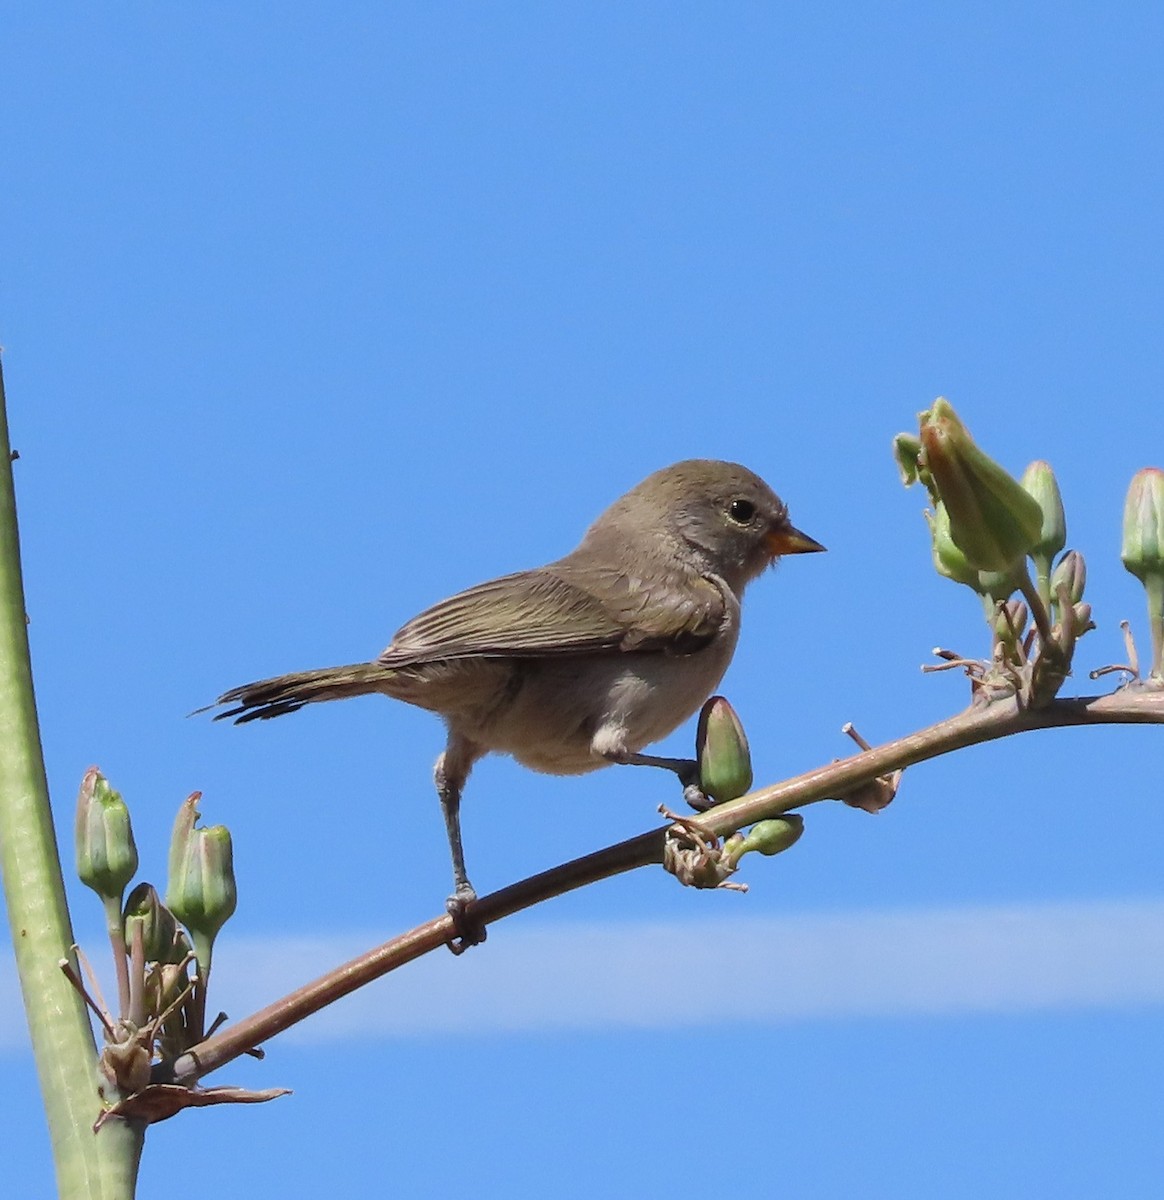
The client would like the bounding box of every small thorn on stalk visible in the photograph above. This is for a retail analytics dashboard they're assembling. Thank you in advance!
[841,722,872,752]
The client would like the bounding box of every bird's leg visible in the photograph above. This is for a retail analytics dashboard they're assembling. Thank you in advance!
[600,748,712,813]
[434,736,487,953]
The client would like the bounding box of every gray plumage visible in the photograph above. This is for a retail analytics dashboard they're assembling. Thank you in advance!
[214,459,824,933]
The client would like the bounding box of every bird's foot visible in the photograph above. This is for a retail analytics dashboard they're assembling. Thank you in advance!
[683,780,714,812]
[445,884,487,955]
[673,760,717,812]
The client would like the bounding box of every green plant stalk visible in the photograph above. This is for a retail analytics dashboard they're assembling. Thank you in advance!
[103,894,132,1020]
[1147,573,1164,680]
[188,930,215,1042]
[0,361,143,1196]
[1016,565,1055,648]
[1031,550,1054,620]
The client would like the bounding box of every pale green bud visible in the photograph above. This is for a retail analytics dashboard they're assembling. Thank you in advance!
[1051,549,1086,605]
[918,398,1044,572]
[696,696,753,804]
[993,599,1029,644]
[739,815,804,857]
[167,793,237,962]
[75,768,138,902]
[1020,460,1067,560]
[123,882,183,964]
[1121,468,1164,583]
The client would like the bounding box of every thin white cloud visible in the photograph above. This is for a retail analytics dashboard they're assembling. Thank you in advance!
[5,898,1164,1050]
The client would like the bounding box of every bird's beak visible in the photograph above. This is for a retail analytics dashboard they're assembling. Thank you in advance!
[765,523,826,556]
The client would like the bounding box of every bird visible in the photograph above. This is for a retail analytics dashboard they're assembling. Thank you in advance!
[213,459,823,939]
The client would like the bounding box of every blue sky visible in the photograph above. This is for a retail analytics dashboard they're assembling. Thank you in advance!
[3,4,1164,1196]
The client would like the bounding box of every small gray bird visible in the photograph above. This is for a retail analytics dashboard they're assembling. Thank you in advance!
[215,460,823,932]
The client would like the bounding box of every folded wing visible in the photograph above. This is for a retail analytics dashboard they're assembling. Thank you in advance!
[379,566,725,667]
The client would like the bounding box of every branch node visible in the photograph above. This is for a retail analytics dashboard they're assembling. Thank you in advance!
[658,806,743,891]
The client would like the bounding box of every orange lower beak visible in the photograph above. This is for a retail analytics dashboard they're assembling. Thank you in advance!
[765,524,826,556]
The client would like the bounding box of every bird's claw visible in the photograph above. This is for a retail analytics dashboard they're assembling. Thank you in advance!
[671,760,715,812]
[683,780,714,812]
[445,886,487,955]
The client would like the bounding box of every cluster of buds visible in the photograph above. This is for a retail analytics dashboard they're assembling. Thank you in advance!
[662,697,805,890]
[895,400,1093,705]
[73,771,238,1099]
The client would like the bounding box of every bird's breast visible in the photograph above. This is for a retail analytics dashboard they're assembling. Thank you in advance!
[486,620,740,776]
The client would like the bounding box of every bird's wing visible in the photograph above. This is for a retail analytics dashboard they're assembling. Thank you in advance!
[379,567,726,667]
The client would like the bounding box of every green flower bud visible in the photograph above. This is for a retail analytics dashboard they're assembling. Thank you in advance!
[1020,461,1067,560]
[696,696,753,803]
[167,793,237,966]
[75,768,138,902]
[123,882,183,965]
[918,398,1044,572]
[925,504,980,588]
[1051,549,1086,605]
[740,815,804,857]
[994,599,1029,644]
[1121,468,1164,583]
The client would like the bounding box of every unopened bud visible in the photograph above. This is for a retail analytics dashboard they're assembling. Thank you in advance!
[994,599,1029,643]
[740,815,804,857]
[167,793,237,967]
[918,399,1044,572]
[75,769,138,903]
[123,882,182,964]
[1020,461,1067,560]
[696,696,753,804]
[1121,468,1164,583]
[1051,549,1087,605]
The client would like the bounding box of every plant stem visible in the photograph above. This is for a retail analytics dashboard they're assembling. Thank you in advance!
[1146,573,1164,680]
[103,894,132,1020]
[1032,551,1054,619]
[0,358,144,1196]
[1017,565,1055,647]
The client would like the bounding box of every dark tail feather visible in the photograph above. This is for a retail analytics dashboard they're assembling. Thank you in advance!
[210,663,392,724]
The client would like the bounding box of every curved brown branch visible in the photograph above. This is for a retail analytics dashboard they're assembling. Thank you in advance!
[161,686,1164,1086]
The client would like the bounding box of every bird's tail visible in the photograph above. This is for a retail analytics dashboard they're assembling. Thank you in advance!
[212,663,393,723]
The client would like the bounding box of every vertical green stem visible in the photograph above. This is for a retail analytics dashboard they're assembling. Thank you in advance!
[1146,573,1164,680]
[1017,566,1055,648]
[103,894,132,1020]
[1032,551,1054,622]
[190,932,214,1042]
[127,921,146,1030]
[0,358,144,1196]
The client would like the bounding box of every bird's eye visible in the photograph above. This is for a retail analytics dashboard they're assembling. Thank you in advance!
[728,498,756,524]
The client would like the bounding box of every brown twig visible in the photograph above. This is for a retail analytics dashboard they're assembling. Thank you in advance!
[159,686,1164,1087]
